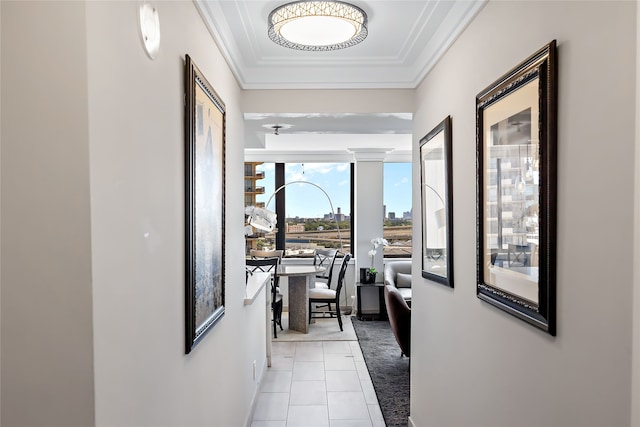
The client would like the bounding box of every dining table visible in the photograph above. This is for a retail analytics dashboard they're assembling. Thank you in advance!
[277,264,326,334]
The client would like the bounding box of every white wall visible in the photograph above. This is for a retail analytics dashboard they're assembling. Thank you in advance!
[0,2,4,423]
[1,2,95,426]
[1,1,264,426]
[242,89,414,114]
[633,1,640,424]
[86,2,262,426]
[411,2,636,426]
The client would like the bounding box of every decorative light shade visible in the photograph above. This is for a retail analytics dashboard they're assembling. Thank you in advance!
[268,1,368,51]
[245,205,277,232]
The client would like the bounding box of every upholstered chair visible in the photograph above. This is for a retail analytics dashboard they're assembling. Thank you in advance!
[384,284,411,357]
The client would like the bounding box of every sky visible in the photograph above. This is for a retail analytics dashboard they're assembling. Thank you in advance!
[255,162,412,219]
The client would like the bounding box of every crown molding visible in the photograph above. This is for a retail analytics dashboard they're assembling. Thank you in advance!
[194,0,487,90]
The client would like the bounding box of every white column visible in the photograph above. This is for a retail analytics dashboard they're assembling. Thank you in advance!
[352,149,390,282]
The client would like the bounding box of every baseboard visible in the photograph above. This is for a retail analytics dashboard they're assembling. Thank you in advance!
[244,359,268,427]
[408,415,416,427]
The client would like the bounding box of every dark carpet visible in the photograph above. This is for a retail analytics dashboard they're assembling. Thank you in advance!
[351,317,410,427]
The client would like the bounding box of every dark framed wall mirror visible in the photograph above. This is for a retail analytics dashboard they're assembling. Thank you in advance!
[476,41,557,335]
[419,116,453,287]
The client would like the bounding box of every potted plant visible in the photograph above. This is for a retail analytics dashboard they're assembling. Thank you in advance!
[360,237,388,284]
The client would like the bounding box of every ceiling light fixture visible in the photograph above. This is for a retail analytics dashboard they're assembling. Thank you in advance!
[268,1,368,51]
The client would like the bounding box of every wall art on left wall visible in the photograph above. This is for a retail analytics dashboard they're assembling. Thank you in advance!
[184,54,226,353]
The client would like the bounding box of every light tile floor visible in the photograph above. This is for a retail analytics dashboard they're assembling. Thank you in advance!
[251,340,385,427]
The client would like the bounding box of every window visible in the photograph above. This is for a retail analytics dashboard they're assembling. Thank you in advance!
[253,163,352,257]
[383,162,412,258]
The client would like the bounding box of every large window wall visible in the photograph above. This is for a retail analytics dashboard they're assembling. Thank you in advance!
[252,162,353,257]
[383,162,413,258]
[247,161,412,259]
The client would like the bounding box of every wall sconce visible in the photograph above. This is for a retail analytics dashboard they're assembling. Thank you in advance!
[139,2,160,59]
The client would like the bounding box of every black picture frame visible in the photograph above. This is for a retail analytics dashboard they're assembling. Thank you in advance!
[420,116,454,287]
[184,55,226,353]
[476,41,557,335]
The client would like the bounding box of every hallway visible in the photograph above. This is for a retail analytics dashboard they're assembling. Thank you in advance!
[251,337,386,426]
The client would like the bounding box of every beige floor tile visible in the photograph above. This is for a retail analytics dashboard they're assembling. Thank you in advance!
[270,355,294,372]
[354,361,371,381]
[271,341,296,356]
[295,342,325,362]
[261,371,292,393]
[290,380,327,405]
[253,392,289,421]
[324,353,356,371]
[323,341,352,354]
[330,420,373,427]
[348,342,365,362]
[359,379,378,405]
[326,370,362,392]
[327,391,370,420]
[367,405,385,427]
[293,361,326,381]
[251,421,286,427]
[287,405,330,427]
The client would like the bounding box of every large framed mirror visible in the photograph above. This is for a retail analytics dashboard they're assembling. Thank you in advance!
[476,41,556,335]
[420,116,453,287]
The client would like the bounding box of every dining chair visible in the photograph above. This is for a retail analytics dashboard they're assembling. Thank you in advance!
[312,248,338,290]
[507,243,530,267]
[250,249,284,322]
[308,252,351,331]
[250,249,284,261]
[311,248,339,314]
[246,257,283,338]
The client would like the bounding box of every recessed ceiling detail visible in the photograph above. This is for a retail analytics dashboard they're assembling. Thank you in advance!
[244,112,412,149]
[194,0,486,89]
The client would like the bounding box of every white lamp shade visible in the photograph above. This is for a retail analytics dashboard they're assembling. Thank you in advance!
[245,206,277,232]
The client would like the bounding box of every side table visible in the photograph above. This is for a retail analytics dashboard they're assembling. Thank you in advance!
[356,282,388,320]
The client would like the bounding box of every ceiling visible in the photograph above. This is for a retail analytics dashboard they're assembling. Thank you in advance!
[243,112,413,151]
[195,0,485,90]
[194,0,486,153]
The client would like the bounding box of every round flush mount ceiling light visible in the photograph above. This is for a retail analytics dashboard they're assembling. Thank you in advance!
[138,2,160,59]
[268,1,368,51]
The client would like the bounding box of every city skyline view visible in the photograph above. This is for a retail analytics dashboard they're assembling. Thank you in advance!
[256,162,412,219]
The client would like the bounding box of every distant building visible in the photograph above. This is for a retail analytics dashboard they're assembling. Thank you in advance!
[286,223,305,233]
[388,212,396,220]
[244,162,265,254]
[403,211,412,220]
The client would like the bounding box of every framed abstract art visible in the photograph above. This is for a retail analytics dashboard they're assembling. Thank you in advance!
[184,55,226,353]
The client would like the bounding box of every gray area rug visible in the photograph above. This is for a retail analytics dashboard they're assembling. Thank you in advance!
[351,317,410,427]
